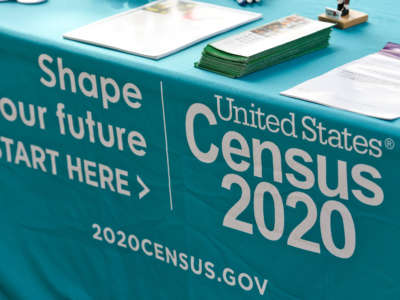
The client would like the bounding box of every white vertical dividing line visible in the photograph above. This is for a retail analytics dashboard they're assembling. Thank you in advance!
[160,81,174,211]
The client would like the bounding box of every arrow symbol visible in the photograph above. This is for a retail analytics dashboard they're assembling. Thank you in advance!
[137,175,150,199]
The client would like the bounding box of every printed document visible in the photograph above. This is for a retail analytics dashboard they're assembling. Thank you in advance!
[281,42,400,119]
[64,0,261,59]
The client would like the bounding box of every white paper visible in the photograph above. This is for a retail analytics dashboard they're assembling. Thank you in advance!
[63,0,262,59]
[211,15,333,58]
[281,44,400,120]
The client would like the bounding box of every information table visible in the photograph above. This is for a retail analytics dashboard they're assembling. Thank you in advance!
[0,0,399,299]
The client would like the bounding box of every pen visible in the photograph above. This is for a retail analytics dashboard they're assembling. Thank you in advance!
[236,0,246,5]
[236,0,261,6]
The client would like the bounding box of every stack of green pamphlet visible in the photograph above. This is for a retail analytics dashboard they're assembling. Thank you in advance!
[196,15,334,78]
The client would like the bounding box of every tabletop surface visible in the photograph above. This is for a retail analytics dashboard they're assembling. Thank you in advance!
[0,0,399,133]
[0,2,399,299]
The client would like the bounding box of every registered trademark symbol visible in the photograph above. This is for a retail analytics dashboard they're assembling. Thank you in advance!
[385,138,395,150]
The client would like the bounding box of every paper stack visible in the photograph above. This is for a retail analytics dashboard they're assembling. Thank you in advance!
[281,42,400,120]
[196,15,334,78]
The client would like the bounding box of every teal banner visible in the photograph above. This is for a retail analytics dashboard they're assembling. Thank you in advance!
[1,0,400,299]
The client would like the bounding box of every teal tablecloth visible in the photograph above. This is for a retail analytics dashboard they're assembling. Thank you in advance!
[0,0,399,299]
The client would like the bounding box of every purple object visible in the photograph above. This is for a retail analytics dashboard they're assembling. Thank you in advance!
[380,42,400,59]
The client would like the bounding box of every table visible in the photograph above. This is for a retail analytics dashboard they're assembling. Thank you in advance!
[0,0,399,299]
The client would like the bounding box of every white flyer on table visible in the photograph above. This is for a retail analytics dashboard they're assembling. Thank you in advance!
[63,0,262,59]
[281,42,400,120]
